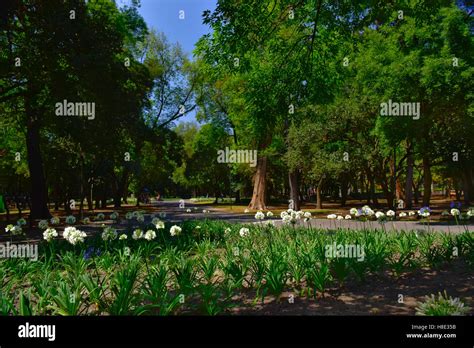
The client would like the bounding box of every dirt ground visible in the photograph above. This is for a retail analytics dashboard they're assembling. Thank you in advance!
[229,259,474,315]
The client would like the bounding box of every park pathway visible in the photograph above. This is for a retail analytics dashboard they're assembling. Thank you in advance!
[151,199,474,233]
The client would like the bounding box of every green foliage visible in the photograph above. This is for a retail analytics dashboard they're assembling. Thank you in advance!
[416,291,471,316]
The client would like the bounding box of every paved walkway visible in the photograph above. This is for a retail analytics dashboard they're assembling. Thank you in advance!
[150,200,473,233]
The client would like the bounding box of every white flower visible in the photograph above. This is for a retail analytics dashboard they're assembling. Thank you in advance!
[119,234,128,240]
[386,210,395,217]
[6,224,23,235]
[408,211,416,216]
[337,215,344,220]
[17,218,27,226]
[295,211,304,220]
[151,217,160,225]
[255,211,265,220]
[155,220,165,229]
[62,227,86,245]
[418,209,430,218]
[304,212,311,219]
[144,230,156,241]
[43,228,58,242]
[345,215,352,220]
[82,217,90,224]
[50,217,60,225]
[327,214,337,220]
[375,211,385,219]
[239,227,249,237]
[38,220,49,229]
[125,212,133,220]
[450,208,460,216]
[280,211,289,219]
[65,215,76,225]
[186,208,191,213]
[244,209,249,213]
[132,229,143,240]
[202,209,207,213]
[136,215,145,223]
[282,215,292,224]
[467,210,473,217]
[102,226,118,241]
[399,212,407,217]
[349,208,358,215]
[266,211,274,217]
[110,212,118,220]
[96,213,105,221]
[170,225,182,237]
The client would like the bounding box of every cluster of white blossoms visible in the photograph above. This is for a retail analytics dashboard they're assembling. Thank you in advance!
[101,226,118,241]
[450,208,460,216]
[119,233,128,240]
[186,208,192,213]
[266,211,274,217]
[361,205,375,216]
[38,219,49,229]
[43,228,58,242]
[255,211,265,220]
[170,225,182,237]
[338,206,425,221]
[155,220,165,229]
[50,216,60,225]
[132,229,144,240]
[63,227,86,245]
[65,215,76,225]
[144,230,156,241]
[239,227,249,237]
[5,224,23,235]
[280,209,308,225]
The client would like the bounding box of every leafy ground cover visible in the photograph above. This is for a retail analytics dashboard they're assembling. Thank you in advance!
[1,216,472,316]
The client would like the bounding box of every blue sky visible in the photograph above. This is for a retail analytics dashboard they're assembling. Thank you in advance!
[137,0,216,58]
[135,0,217,124]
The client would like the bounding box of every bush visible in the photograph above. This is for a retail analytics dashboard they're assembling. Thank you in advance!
[415,291,471,316]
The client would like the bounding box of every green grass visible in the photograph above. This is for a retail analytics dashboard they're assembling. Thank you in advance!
[0,219,473,316]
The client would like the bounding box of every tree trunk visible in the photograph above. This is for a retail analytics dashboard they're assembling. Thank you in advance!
[288,169,300,210]
[422,156,432,206]
[340,177,348,207]
[316,178,323,209]
[248,156,267,210]
[462,168,473,204]
[25,119,51,219]
[405,143,414,209]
